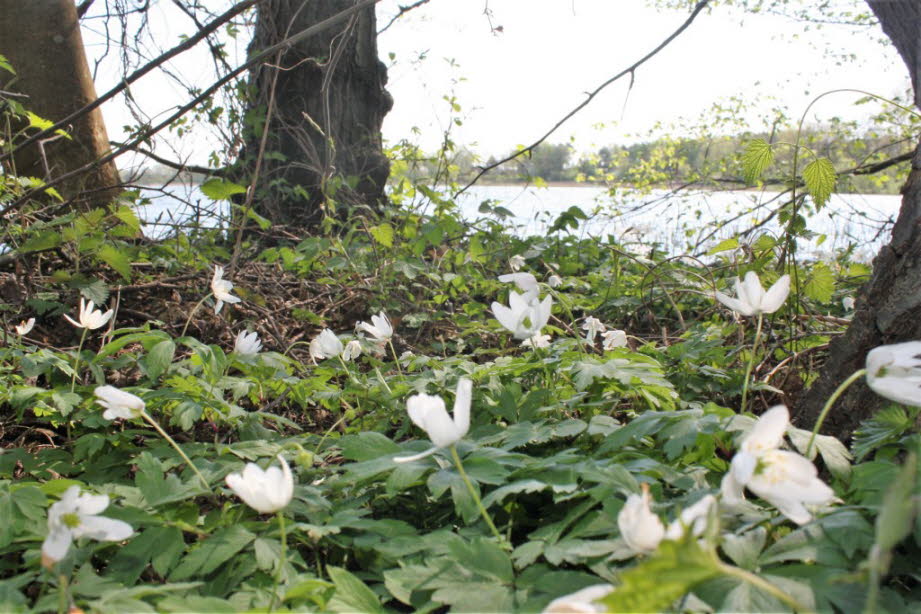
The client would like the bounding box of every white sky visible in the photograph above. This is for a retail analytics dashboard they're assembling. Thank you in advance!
[82,0,909,166]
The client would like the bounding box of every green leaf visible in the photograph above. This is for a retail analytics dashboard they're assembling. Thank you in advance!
[802,157,836,209]
[803,262,835,304]
[200,178,247,201]
[369,223,395,247]
[326,566,384,613]
[142,339,176,382]
[707,237,740,256]
[26,111,54,131]
[601,538,720,612]
[169,526,255,580]
[741,139,774,184]
[97,244,132,280]
[0,54,15,74]
[875,452,918,553]
[18,230,62,254]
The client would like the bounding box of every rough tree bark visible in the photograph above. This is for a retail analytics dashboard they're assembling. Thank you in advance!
[793,1,921,440]
[0,0,120,209]
[240,0,392,227]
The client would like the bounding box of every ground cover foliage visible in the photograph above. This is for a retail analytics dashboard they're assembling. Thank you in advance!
[2,174,920,613]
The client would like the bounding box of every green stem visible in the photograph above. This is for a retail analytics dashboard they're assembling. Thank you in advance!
[806,368,866,457]
[740,313,763,413]
[69,327,89,394]
[450,445,507,548]
[388,340,404,377]
[373,366,393,394]
[336,354,361,385]
[57,573,69,614]
[180,294,211,339]
[865,545,882,614]
[268,511,287,612]
[717,561,810,613]
[141,410,210,491]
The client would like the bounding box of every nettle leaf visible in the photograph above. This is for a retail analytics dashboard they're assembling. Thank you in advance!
[97,244,132,280]
[802,157,836,209]
[601,538,720,612]
[741,139,775,184]
[369,223,395,247]
[200,178,247,201]
[803,262,835,304]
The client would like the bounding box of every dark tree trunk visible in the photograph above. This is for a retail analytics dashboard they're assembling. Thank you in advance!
[0,0,120,209]
[240,0,392,227]
[793,1,921,440]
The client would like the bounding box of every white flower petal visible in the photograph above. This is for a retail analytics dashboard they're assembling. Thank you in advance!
[542,584,614,614]
[42,527,73,564]
[741,405,789,455]
[393,446,439,463]
[761,274,791,314]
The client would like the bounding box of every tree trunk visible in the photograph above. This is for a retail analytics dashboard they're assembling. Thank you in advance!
[793,1,921,440]
[240,0,392,227]
[0,0,120,209]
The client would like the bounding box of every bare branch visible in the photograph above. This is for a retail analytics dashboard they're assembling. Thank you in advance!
[76,0,96,19]
[110,141,222,177]
[378,0,431,34]
[1,0,260,164]
[454,0,712,197]
[2,0,383,217]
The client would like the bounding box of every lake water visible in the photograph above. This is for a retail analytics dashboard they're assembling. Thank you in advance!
[136,183,901,261]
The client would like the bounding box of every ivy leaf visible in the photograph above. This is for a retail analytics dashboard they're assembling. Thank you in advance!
[741,139,774,184]
[803,158,836,209]
[200,178,247,201]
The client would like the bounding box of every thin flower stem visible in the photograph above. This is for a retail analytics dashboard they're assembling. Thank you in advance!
[268,511,287,612]
[865,545,882,614]
[717,561,809,613]
[336,355,361,385]
[373,366,393,394]
[140,410,210,490]
[69,327,89,394]
[806,368,866,457]
[180,294,211,339]
[388,340,404,377]
[740,313,764,413]
[57,573,69,614]
[450,445,507,548]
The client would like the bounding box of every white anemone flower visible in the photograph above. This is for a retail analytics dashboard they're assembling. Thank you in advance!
[41,486,133,568]
[663,494,717,541]
[357,311,393,343]
[617,484,665,554]
[866,341,921,407]
[547,274,563,289]
[542,584,614,614]
[63,298,114,330]
[582,316,606,343]
[233,330,262,356]
[522,333,552,349]
[601,329,627,350]
[310,328,344,360]
[842,296,855,312]
[715,271,790,317]
[509,254,526,271]
[492,292,553,340]
[498,273,539,298]
[94,385,145,420]
[225,454,294,514]
[211,265,241,314]
[721,405,835,525]
[14,317,35,336]
[394,379,472,463]
[342,339,362,361]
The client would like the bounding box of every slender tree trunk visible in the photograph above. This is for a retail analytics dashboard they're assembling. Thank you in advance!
[0,0,120,209]
[240,0,392,227]
[793,1,921,440]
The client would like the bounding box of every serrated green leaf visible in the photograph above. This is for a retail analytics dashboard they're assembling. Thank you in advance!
[18,230,62,253]
[741,139,774,184]
[369,223,394,247]
[803,157,836,209]
[200,178,247,201]
[97,244,132,280]
[601,538,720,612]
[803,262,835,304]
[0,54,15,74]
